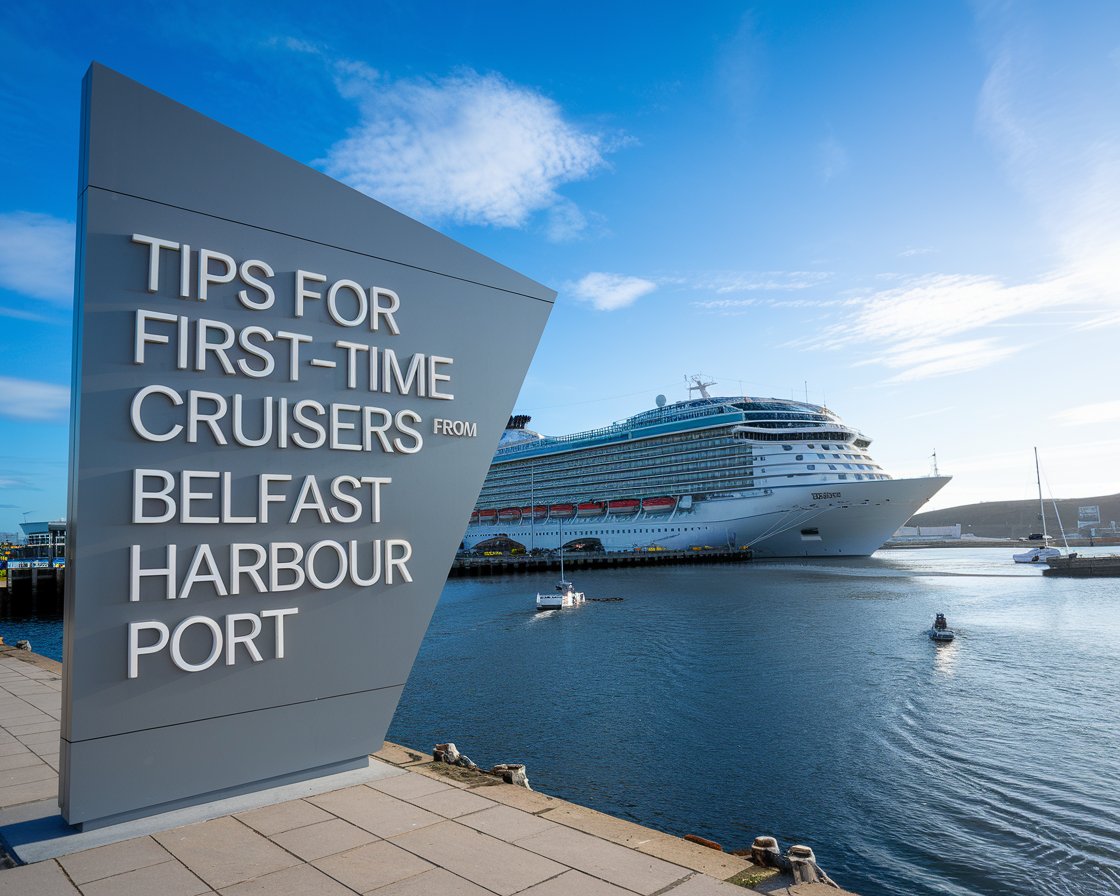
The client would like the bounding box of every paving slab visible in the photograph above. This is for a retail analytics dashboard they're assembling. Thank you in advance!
[635,834,754,879]
[368,772,453,801]
[518,868,636,895]
[313,839,435,892]
[234,799,335,837]
[456,803,563,842]
[390,819,567,896]
[269,817,378,861]
[517,823,691,895]
[0,750,44,771]
[218,861,359,896]
[371,743,430,767]
[77,858,211,896]
[360,866,494,896]
[1,762,57,786]
[468,780,564,813]
[153,817,301,890]
[666,872,762,894]
[0,858,81,894]
[308,786,442,838]
[407,786,497,819]
[0,776,58,807]
[57,835,172,884]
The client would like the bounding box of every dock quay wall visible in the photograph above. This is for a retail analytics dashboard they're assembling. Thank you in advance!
[450,548,752,576]
[1042,554,1120,577]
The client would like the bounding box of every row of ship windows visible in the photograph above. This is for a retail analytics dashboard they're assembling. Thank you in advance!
[483,456,879,501]
[484,452,759,498]
[488,452,880,487]
[496,437,875,491]
[557,527,710,536]
[766,453,871,462]
[494,448,746,486]
[484,467,892,506]
[495,433,737,479]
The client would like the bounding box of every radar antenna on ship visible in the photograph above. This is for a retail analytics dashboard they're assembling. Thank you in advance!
[686,374,716,400]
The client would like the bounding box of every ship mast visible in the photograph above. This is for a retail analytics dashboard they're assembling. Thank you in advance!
[687,374,715,400]
[1034,446,1047,540]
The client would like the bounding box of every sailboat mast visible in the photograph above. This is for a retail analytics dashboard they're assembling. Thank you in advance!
[1034,446,1047,539]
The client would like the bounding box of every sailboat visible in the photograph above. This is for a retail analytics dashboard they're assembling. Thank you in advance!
[535,518,586,611]
[1013,448,1063,564]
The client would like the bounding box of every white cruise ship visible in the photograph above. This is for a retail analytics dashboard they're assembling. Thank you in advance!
[464,381,950,558]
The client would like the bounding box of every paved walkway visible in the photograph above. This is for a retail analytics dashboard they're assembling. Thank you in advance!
[0,647,818,896]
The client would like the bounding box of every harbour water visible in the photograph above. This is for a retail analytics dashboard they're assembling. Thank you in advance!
[391,548,1120,896]
[5,547,1119,896]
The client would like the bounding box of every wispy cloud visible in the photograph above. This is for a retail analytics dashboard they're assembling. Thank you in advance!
[0,377,70,420]
[1053,400,1120,427]
[817,136,848,182]
[569,273,657,311]
[698,271,832,294]
[320,68,614,237]
[867,337,1023,383]
[694,295,847,314]
[0,213,74,304]
[0,475,38,490]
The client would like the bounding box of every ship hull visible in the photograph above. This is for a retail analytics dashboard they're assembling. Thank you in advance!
[463,476,950,558]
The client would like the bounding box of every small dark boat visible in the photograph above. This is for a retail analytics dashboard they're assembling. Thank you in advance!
[929,613,955,642]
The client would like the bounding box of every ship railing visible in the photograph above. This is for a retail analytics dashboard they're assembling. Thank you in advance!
[494,404,742,458]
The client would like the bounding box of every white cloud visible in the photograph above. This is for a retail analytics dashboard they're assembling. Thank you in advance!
[874,338,1023,383]
[0,213,74,304]
[0,377,70,420]
[569,273,657,311]
[321,69,609,234]
[1053,400,1120,427]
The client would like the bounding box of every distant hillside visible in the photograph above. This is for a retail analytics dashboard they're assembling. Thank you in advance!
[908,494,1120,539]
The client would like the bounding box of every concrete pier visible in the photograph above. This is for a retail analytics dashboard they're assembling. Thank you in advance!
[0,646,849,894]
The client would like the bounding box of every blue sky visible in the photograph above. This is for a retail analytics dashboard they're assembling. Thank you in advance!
[2,0,1119,537]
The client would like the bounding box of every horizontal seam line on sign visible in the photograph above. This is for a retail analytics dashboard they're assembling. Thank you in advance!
[62,681,406,744]
[85,184,557,305]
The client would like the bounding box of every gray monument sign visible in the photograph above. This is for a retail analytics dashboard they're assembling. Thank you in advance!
[62,64,553,828]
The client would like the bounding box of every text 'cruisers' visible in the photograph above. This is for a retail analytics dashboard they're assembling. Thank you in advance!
[464,385,950,558]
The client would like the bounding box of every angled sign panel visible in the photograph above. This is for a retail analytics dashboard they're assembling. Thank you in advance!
[62,64,553,828]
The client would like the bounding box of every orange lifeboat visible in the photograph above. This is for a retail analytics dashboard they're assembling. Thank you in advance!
[607,499,640,515]
[549,503,575,518]
[469,511,479,525]
[478,509,498,524]
[642,496,676,513]
[498,507,521,522]
[577,501,606,517]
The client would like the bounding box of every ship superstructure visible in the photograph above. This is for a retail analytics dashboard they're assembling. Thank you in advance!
[464,383,949,558]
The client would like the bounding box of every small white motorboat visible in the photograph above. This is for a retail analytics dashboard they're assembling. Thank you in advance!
[929,613,955,642]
